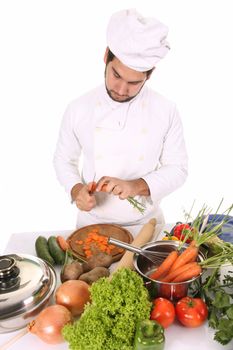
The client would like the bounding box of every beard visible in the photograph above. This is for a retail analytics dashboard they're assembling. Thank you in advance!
[104,67,146,103]
[105,85,136,103]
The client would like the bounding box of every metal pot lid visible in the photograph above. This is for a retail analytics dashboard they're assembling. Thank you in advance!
[0,254,56,319]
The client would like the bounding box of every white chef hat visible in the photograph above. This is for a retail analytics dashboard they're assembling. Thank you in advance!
[106,8,170,72]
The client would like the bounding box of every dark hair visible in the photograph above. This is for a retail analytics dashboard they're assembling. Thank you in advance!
[106,49,154,78]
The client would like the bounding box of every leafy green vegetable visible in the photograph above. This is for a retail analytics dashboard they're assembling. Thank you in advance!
[212,290,231,308]
[209,308,218,328]
[62,268,152,350]
[226,305,233,319]
[204,235,233,261]
[202,268,233,345]
[214,319,233,345]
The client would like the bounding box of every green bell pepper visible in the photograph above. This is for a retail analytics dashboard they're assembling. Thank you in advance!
[133,319,165,350]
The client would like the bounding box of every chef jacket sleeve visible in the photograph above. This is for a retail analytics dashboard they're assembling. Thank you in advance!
[53,103,82,196]
[142,106,188,203]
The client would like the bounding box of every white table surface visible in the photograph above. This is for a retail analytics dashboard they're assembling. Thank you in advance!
[1,229,232,350]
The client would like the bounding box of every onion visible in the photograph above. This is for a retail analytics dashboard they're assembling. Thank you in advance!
[28,304,72,344]
[55,280,90,316]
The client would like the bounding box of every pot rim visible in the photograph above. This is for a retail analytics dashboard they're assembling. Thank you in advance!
[133,240,204,285]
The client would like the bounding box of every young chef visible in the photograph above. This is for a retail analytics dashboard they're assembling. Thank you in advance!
[53,9,188,237]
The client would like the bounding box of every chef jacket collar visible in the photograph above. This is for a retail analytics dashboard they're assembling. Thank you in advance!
[93,84,147,131]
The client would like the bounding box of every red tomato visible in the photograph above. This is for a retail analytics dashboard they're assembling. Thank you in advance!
[175,296,208,327]
[150,297,175,328]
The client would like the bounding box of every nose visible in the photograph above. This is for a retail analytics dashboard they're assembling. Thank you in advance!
[115,81,128,96]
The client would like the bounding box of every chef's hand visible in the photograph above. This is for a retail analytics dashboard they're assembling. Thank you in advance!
[95,176,150,199]
[71,183,97,211]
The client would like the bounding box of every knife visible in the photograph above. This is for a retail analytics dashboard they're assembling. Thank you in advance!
[89,173,96,194]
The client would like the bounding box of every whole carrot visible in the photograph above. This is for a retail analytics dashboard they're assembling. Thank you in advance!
[160,262,199,283]
[172,264,202,282]
[169,244,199,272]
[189,240,198,247]
[149,250,178,280]
[56,236,69,251]
[88,181,97,194]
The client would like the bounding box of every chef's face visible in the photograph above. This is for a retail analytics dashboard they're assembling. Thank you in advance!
[104,54,148,103]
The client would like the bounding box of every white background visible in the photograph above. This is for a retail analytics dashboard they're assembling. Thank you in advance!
[1,0,232,255]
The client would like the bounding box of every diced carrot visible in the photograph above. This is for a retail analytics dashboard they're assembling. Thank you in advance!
[79,229,114,258]
[149,250,179,281]
[99,243,107,249]
[75,240,84,245]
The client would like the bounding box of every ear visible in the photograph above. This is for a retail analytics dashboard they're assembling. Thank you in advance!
[104,47,109,64]
[146,67,155,80]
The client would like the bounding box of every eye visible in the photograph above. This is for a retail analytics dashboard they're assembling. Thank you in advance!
[129,81,141,86]
[113,72,120,79]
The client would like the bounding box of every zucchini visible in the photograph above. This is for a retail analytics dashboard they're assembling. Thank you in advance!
[48,236,65,265]
[35,236,55,265]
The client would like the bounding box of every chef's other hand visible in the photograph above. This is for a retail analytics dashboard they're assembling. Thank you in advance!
[71,183,96,211]
[95,176,150,199]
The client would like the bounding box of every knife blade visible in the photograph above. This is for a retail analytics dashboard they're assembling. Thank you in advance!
[89,173,96,194]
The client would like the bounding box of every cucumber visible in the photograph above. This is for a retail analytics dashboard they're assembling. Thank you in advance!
[48,236,65,265]
[35,236,55,265]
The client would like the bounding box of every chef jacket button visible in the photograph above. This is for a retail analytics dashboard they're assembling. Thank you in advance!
[95,154,103,160]
[141,101,147,109]
[141,128,148,134]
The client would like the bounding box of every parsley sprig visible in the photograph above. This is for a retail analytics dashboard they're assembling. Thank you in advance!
[127,196,146,214]
[202,268,233,345]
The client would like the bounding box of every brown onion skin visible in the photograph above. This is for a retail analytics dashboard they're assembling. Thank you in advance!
[28,304,72,344]
[55,280,90,316]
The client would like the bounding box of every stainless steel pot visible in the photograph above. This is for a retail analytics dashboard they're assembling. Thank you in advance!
[133,240,206,301]
[0,253,56,333]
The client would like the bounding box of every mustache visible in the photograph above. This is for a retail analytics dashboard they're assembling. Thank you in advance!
[105,87,134,103]
[104,66,145,103]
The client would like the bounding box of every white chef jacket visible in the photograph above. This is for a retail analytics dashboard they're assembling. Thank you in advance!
[54,84,188,236]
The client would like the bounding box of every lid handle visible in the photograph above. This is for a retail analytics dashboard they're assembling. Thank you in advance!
[0,255,20,293]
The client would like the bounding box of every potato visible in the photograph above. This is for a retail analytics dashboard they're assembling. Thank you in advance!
[81,261,92,273]
[79,267,110,284]
[61,260,83,282]
[85,253,112,270]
